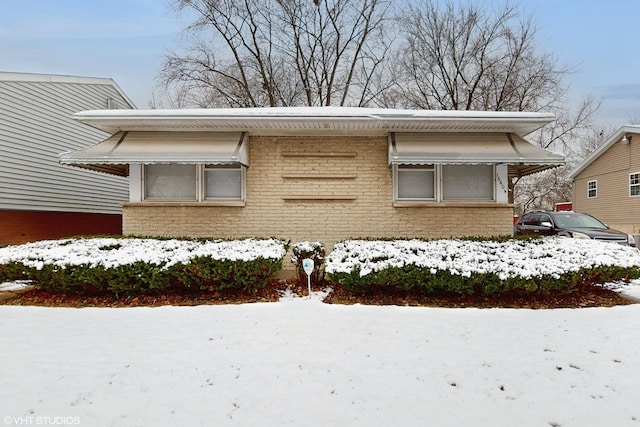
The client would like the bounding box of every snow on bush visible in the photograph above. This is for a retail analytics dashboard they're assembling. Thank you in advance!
[0,237,287,271]
[325,237,640,280]
[290,241,326,284]
[290,241,324,264]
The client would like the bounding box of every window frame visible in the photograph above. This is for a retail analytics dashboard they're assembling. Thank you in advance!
[393,164,496,204]
[143,164,198,202]
[587,180,597,199]
[441,164,495,202]
[393,164,436,202]
[203,163,246,201]
[142,163,246,204]
[630,173,640,197]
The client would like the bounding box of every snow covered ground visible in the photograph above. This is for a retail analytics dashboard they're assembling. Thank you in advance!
[0,281,30,292]
[2,237,640,426]
[2,290,640,427]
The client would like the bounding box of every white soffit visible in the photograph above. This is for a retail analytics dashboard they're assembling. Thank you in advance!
[59,131,247,177]
[72,107,555,136]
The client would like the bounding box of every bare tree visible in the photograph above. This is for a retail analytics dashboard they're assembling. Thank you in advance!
[158,0,607,215]
[513,166,573,214]
[529,96,601,154]
[511,96,602,212]
[391,0,605,213]
[159,0,393,107]
[393,0,568,112]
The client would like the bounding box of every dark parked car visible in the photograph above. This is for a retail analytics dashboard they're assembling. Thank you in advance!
[513,211,636,246]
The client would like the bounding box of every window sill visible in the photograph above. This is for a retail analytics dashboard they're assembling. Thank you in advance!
[393,202,514,208]
[123,201,245,207]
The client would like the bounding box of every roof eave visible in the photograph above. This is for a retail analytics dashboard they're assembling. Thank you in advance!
[72,108,554,136]
[569,125,640,180]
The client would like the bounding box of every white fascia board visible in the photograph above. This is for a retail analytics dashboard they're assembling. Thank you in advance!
[72,107,555,135]
[73,107,555,121]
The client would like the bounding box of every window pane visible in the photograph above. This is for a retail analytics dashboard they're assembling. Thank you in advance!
[144,164,196,199]
[206,167,242,199]
[398,168,434,199]
[442,165,493,199]
[631,174,640,196]
[588,180,597,198]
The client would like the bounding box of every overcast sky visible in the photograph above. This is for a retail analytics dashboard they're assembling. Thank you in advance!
[1,0,639,130]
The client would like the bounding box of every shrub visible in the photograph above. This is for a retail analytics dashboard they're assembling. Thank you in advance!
[28,262,171,296]
[0,261,36,283]
[0,237,288,296]
[291,241,326,286]
[325,238,640,296]
[167,255,285,292]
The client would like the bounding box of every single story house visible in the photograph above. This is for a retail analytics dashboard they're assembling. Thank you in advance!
[0,72,135,245]
[60,107,564,249]
[569,125,640,233]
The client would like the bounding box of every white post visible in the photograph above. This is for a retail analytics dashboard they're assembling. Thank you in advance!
[302,258,314,298]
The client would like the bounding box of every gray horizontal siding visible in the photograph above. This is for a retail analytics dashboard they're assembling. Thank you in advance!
[0,77,132,214]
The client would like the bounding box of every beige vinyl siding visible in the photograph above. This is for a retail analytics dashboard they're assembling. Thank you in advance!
[573,134,640,232]
[0,75,132,214]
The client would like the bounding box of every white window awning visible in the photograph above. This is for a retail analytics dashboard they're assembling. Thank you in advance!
[388,132,565,177]
[59,131,248,177]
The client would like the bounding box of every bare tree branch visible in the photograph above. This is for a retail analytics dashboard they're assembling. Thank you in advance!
[395,0,568,112]
[159,0,392,107]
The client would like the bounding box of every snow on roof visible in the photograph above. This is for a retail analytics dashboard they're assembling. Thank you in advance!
[72,107,555,136]
[74,106,554,119]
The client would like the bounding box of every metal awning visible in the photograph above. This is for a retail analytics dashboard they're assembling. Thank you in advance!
[388,132,565,178]
[59,131,248,177]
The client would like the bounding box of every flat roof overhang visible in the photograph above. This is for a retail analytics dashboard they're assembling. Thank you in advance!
[62,107,563,178]
[72,107,555,136]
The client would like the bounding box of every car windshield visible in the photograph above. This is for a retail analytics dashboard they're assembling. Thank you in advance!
[553,213,607,229]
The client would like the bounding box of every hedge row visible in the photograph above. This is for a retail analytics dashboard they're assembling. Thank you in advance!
[2,236,639,298]
[326,264,640,295]
[0,258,287,296]
[324,238,640,295]
[0,237,288,296]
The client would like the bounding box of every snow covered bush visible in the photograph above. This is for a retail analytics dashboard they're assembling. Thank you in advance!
[325,237,640,294]
[0,237,288,295]
[291,241,325,285]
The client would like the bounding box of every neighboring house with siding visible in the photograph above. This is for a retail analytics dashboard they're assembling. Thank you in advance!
[569,126,640,234]
[60,107,564,251]
[0,72,134,245]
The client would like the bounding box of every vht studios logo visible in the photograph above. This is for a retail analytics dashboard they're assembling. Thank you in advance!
[4,416,81,425]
